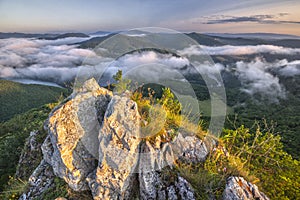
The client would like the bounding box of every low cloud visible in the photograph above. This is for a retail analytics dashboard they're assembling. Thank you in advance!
[1,37,299,103]
[116,51,189,70]
[0,38,98,85]
[232,58,286,101]
[104,51,190,81]
[278,60,300,76]
[179,45,300,56]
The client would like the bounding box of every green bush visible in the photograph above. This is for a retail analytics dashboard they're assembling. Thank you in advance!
[221,124,300,199]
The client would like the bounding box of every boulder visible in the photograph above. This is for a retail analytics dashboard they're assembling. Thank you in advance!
[223,176,270,200]
[171,132,208,163]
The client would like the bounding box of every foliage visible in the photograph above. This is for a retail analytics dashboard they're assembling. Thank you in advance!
[0,104,54,191]
[35,177,69,200]
[178,123,300,199]
[0,176,28,200]
[0,79,68,122]
[177,162,225,200]
[220,74,300,160]
[157,88,181,115]
[112,69,131,93]
[131,85,201,143]
[220,124,300,199]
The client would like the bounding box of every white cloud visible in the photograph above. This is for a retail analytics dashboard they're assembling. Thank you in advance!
[232,58,286,101]
[278,60,300,76]
[179,45,300,56]
[0,38,99,85]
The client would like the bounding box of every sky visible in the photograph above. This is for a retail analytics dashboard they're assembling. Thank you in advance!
[0,0,300,35]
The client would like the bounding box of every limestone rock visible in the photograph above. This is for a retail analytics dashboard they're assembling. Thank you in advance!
[139,141,195,200]
[171,132,208,163]
[44,78,112,191]
[19,160,55,200]
[90,94,141,200]
[223,176,269,200]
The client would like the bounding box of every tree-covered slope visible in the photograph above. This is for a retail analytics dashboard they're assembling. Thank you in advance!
[0,80,68,122]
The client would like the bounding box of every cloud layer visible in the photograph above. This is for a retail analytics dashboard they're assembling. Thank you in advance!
[0,37,98,84]
[179,45,300,56]
[1,37,300,102]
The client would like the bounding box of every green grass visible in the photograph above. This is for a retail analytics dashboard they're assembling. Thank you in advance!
[0,79,68,122]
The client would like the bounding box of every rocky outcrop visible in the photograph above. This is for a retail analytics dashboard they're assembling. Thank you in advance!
[88,94,141,199]
[20,78,269,200]
[139,141,195,200]
[223,176,270,200]
[43,78,112,191]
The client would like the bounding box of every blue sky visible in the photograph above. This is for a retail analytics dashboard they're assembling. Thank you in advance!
[0,0,300,35]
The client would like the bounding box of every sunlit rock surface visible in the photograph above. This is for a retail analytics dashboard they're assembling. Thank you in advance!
[20,78,269,200]
[89,94,141,199]
[43,78,112,191]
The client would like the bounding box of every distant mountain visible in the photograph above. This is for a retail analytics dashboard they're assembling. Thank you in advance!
[0,32,57,39]
[206,33,300,40]
[76,33,117,48]
[78,32,300,49]
[90,31,112,35]
[186,32,224,46]
[0,32,89,40]
[188,32,300,48]
[38,32,89,40]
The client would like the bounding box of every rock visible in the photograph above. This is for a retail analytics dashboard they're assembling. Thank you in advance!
[139,169,195,200]
[44,78,112,191]
[55,197,67,200]
[16,131,45,180]
[20,79,269,200]
[171,132,208,163]
[19,160,55,200]
[90,94,141,200]
[139,141,196,200]
[223,176,270,200]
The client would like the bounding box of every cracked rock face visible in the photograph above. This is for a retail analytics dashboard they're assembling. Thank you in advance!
[43,78,112,191]
[139,141,195,200]
[21,79,269,200]
[223,177,270,200]
[89,94,141,200]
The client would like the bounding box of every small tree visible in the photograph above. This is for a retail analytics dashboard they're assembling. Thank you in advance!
[112,70,131,93]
